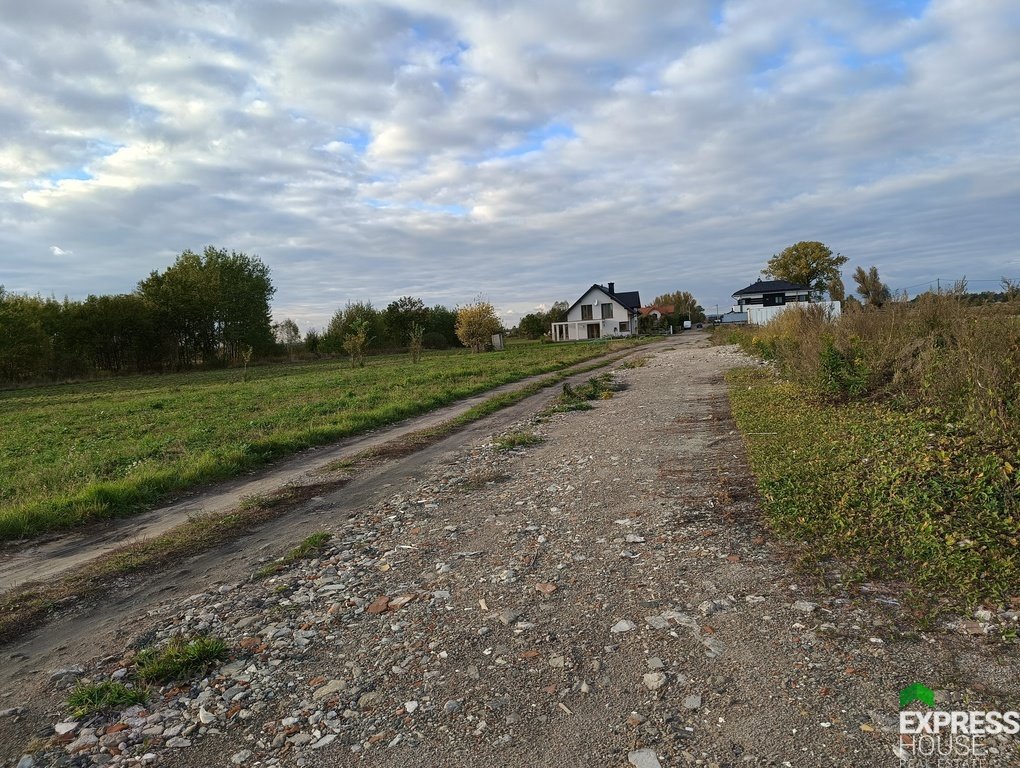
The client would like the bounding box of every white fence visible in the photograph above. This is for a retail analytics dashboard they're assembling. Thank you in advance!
[746,301,842,326]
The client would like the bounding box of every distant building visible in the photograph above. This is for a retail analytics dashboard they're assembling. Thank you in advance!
[731,279,840,325]
[551,282,641,341]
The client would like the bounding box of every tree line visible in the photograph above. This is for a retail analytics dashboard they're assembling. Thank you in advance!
[1,247,276,383]
[0,247,484,385]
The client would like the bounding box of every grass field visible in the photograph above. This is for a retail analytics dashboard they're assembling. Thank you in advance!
[0,340,643,542]
[728,367,1019,613]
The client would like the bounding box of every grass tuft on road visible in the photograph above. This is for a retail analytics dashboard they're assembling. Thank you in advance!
[727,367,1019,610]
[135,635,229,683]
[67,681,147,718]
[493,430,543,451]
[255,531,332,579]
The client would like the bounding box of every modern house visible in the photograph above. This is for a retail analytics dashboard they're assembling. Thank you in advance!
[732,279,812,309]
[551,282,641,341]
[731,279,840,325]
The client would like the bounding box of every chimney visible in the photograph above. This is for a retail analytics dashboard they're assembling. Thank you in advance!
[608,282,615,294]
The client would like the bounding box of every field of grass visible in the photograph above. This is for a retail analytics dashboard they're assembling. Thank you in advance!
[0,340,644,541]
[728,366,1018,612]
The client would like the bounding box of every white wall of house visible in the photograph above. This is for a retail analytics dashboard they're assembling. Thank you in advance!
[552,287,633,340]
[746,301,842,326]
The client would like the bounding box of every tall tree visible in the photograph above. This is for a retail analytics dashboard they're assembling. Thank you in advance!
[651,290,703,322]
[763,241,848,297]
[382,296,428,348]
[137,247,276,366]
[852,266,892,308]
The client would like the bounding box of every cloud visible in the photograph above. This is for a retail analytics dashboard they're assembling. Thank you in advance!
[1,0,1018,326]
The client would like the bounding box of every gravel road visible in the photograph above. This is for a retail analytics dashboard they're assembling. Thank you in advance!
[2,341,1017,768]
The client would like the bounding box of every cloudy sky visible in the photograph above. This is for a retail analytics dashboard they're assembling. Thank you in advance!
[1,0,1018,328]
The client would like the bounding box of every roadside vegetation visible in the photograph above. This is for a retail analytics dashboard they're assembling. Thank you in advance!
[721,292,1019,610]
[135,635,229,683]
[0,338,647,542]
[66,681,147,718]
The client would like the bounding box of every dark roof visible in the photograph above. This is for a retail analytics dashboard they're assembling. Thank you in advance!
[566,284,642,315]
[732,279,810,297]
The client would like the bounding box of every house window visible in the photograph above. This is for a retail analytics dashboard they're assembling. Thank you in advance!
[601,303,614,319]
[581,305,593,320]
[619,322,629,333]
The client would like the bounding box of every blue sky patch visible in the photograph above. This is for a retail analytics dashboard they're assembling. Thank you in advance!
[487,122,576,160]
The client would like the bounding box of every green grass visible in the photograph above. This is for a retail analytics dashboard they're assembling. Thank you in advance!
[0,339,647,541]
[541,373,621,414]
[67,681,147,718]
[135,635,229,683]
[728,367,1019,611]
[255,531,332,579]
[493,430,544,451]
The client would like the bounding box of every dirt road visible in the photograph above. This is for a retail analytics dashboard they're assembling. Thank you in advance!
[2,339,1017,767]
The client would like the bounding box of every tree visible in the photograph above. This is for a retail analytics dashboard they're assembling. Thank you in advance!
[763,241,848,298]
[517,301,569,340]
[382,296,428,348]
[455,301,502,352]
[826,275,846,303]
[518,313,548,340]
[274,318,301,360]
[321,301,382,354]
[424,304,460,348]
[653,291,705,323]
[408,322,424,363]
[341,318,371,367]
[1002,277,1020,302]
[137,246,275,366]
[852,266,891,308]
[304,329,321,356]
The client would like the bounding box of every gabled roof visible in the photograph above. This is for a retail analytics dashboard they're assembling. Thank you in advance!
[566,284,642,315]
[639,304,675,316]
[732,279,810,297]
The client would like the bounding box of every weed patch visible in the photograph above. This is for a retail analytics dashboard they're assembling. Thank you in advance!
[493,431,543,451]
[66,681,147,718]
[135,635,229,683]
[619,356,650,369]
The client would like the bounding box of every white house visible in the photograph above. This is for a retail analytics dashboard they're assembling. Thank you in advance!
[551,282,641,341]
[731,279,841,325]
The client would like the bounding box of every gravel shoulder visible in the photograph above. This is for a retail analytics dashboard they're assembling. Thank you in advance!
[2,341,1017,768]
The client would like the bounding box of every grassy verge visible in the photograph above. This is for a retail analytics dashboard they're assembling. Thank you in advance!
[728,367,1019,612]
[0,338,650,541]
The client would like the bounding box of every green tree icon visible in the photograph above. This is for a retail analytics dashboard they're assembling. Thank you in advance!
[900,683,935,709]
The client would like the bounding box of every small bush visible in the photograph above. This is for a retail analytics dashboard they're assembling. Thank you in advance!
[67,681,146,718]
[135,635,229,683]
